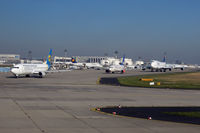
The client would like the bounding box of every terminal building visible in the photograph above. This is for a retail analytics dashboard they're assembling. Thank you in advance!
[100,57,134,66]
[53,56,134,66]
[0,54,20,65]
[53,56,72,64]
[53,56,108,70]
[20,59,43,64]
[72,56,107,63]
[53,56,107,64]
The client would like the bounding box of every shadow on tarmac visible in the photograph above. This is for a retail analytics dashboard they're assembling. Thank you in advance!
[6,75,42,78]
[97,106,200,125]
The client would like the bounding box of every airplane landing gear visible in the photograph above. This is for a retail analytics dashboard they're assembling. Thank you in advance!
[15,75,19,78]
[39,72,43,78]
[25,74,30,77]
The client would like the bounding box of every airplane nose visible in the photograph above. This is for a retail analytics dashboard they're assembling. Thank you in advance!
[11,68,16,74]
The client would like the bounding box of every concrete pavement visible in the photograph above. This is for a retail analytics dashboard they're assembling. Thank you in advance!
[0,70,200,133]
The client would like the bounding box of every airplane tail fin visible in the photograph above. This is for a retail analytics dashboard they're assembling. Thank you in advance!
[163,56,166,62]
[46,49,52,69]
[71,57,77,63]
[120,55,125,65]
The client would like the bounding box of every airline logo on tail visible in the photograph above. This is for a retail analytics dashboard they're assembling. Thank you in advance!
[46,49,52,69]
[71,57,77,63]
[120,55,125,65]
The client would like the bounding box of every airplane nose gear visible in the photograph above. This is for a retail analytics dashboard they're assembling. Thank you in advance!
[39,72,43,78]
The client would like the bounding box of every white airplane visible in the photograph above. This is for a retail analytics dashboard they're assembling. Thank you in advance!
[85,63,103,70]
[70,57,85,69]
[71,57,103,70]
[144,56,186,72]
[148,60,172,72]
[171,64,186,70]
[142,56,170,72]
[11,49,52,78]
[105,56,126,74]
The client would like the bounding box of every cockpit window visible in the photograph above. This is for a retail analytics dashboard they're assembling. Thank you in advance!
[13,67,19,69]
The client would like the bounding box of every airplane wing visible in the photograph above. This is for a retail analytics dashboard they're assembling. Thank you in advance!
[46,70,71,73]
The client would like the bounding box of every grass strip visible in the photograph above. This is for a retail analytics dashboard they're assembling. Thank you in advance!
[117,72,200,89]
[164,112,200,118]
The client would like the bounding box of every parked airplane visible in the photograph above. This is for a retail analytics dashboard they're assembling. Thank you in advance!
[85,63,103,70]
[148,60,172,72]
[71,57,84,66]
[142,56,169,72]
[144,56,185,72]
[11,49,52,78]
[70,57,85,69]
[170,64,186,70]
[105,55,126,74]
[71,57,103,70]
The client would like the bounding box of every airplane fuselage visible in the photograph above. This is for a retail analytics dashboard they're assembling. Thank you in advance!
[11,63,48,77]
[149,60,172,72]
[105,65,125,74]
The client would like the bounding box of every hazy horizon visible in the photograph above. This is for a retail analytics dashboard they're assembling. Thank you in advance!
[0,0,200,64]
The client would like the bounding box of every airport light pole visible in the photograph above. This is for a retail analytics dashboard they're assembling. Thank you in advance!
[28,50,32,61]
[163,52,167,62]
[114,50,118,59]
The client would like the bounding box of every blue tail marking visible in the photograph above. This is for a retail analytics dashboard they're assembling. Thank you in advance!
[47,49,52,69]
[120,55,125,65]
[71,57,77,63]
[163,56,166,62]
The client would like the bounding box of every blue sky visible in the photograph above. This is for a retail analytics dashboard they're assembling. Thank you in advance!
[0,0,200,64]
